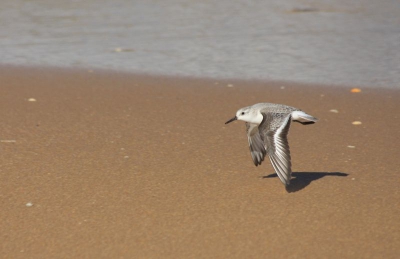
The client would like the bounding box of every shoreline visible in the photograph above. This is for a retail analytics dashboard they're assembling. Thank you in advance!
[1,65,399,258]
[1,64,397,90]
[3,0,399,89]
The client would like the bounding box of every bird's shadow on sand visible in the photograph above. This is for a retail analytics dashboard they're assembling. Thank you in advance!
[263,172,349,193]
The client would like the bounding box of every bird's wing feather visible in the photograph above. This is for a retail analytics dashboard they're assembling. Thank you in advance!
[246,122,266,166]
[259,113,292,186]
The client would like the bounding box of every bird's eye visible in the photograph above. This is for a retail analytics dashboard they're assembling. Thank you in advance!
[241,112,245,115]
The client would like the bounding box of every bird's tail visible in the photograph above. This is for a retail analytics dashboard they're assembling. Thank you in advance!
[291,111,318,125]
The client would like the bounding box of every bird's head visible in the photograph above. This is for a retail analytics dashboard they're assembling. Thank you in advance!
[225,106,256,124]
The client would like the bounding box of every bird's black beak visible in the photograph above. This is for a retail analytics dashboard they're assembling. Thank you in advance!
[225,116,237,124]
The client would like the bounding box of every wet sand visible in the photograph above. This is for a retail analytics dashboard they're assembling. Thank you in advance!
[0,66,399,258]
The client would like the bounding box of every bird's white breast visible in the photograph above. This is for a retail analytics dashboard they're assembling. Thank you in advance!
[252,112,264,124]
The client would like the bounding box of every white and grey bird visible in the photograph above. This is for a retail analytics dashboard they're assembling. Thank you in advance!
[225,103,318,186]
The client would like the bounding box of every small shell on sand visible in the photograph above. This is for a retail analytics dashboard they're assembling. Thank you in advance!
[329,109,339,113]
[352,121,362,125]
[26,202,33,207]
[1,140,16,143]
[28,98,37,102]
[351,88,361,93]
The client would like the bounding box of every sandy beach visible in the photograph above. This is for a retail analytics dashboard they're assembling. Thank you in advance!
[0,66,399,258]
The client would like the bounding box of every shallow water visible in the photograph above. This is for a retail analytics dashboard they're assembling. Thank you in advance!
[1,0,399,88]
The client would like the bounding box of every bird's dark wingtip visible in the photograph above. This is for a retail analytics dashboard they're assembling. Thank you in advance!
[293,120,315,125]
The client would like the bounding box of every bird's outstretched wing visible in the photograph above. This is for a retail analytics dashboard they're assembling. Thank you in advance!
[259,113,292,186]
[246,122,266,166]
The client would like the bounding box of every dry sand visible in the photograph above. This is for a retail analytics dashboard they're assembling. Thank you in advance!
[0,66,399,258]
